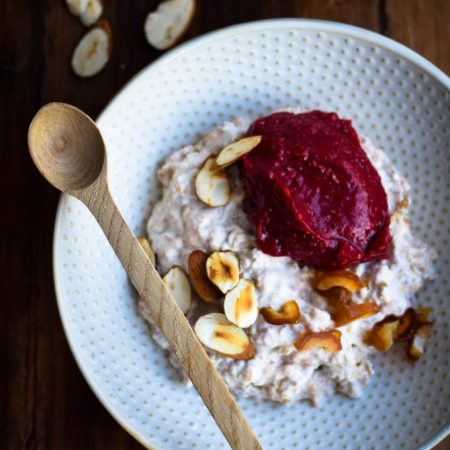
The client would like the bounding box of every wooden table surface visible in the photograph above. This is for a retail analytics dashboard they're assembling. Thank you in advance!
[1,1,448,449]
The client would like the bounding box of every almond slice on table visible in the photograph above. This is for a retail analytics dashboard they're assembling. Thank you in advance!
[215,136,262,169]
[144,0,196,50]
[407,323,433,362]
[314,270,368,293]
[66,0,88,16]
[332,301,379,327]
[260,300,301,325]
[223,279,258,328]
[195,156,231,207]
[194,313,255,360]
[294,330,342,352]
[366,318,399,352]
[162,266,191,315]
[206,251,240,293]
[188,250,222,303]
[71,20,111,78]
[80,0,103,26]
[137,236,156,266]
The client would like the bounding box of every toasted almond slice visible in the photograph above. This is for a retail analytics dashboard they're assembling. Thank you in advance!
[366,319,399,352]
[332,301,379,327]
[223,279,258,328]
[71,20,111,78]
[187,250,222,303]
[407,323,433,362]
[294,330,342,352]
[206,251,240,293]
[215,136,262,169]
[137,236,156,266]
[314,270,368,292]
[417,306,433,323]
[260,300,301,325]
[80,0,103,26]
[144,0,196,50]
[194,313,255,360]
[163,266,191,315]
[320,286,353,304]
[395,308,417,341]
[195,156,231,207]
[66,0,88,16]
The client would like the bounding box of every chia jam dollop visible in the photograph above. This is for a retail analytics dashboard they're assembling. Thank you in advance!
[240,111,391,269]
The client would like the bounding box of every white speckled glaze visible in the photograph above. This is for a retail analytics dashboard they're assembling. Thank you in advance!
[53,20,450,450]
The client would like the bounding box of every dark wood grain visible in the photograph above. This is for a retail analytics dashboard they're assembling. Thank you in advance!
[1,1,448,449]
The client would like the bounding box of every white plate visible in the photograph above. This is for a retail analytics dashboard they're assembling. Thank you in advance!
[54,20,450,450]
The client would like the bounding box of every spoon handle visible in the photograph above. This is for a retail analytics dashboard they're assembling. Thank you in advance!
[76,179,262,450]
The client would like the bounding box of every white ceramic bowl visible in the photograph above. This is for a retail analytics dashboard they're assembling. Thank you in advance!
[54,20,450,449]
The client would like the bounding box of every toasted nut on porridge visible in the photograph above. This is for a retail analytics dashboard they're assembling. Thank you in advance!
[407,323,433,362]
[163,266,191,315]
[71,19,111,78]
[195,156,231,207]
[224,279,258,328]
[366,319,399,352]
[144,0,196,50]
[332,301,379,327]
[206,251,240,293]
[260,300,301,325]
[215,136,262,169]
[395,308,417,341]
[80,0,103,26]
[66,0,88,16]
[194,313,255,360]
[188,250,222,303]
[137,236,156,266]
[320,286,353,304]
[314,270,368,292]
[294,330,342,352]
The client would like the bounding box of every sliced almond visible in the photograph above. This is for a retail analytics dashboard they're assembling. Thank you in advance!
[71,20,111,78]
[163,266,191,315]
[144,0,196,50]
[294,330,342,352]
[223,279,258,328]
[66,0,88,16]
[188,250,222,303]
[320,286,353,304]
[80,0,103,26]
[395,308,417,341]
[195,156,231,207]
[332,301,379,327]
[206,251,240,293]
[215,136,262,169]
[260,300,301,325]
[366,319,399,352]
[417,306,433,323]
[314,270,368,293]
[194,313,255,360]
[137,236,156,267]
[407,323,433,362]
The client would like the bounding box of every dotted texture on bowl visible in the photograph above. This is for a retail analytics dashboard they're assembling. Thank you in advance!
[54,23,450,450]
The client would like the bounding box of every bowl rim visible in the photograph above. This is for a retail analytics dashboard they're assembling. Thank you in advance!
[52,18,450,450]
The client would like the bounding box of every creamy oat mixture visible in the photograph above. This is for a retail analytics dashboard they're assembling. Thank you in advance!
[139,114,435,405]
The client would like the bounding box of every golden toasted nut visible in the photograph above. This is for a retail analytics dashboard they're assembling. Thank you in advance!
[294,330,342,352]
[332,301,379,327]
[144,0,196,50]
[407,323,433,363]
[163,266,191,315]
[137,236,156,266]
[195,156,231,207]
[417,306,433,323]
[194,313,255,360]
[395,308,417,341]
[314,270,368,292]
[187,250,222,303]
[320,286,353,304]
[260,300,301,325]
[206,251,240,293]
[223,279,258,328]
[366,319,399,352]
[215,136,262,169]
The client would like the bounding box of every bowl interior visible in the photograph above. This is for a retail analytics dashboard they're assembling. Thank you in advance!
[54,21,450,450]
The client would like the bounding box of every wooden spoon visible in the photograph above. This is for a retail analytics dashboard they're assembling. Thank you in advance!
[28,103,261,450]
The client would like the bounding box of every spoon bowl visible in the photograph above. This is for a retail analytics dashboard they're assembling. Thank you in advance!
[28,102,105,193]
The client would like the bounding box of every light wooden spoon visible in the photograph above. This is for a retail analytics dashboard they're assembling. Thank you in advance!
[28,102,262,450]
